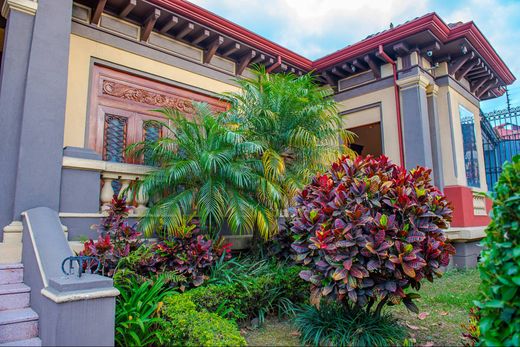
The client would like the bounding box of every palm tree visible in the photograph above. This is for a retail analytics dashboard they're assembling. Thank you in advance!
[126,103,282,239]
[225,67,356,208]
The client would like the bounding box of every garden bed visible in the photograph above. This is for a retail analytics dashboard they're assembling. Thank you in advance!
[244,268,480,346]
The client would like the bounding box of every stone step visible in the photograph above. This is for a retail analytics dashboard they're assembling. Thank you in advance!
[0,264,23,285]
[0,308,38,344]
[0,283,30,311]
[0,337,41,346]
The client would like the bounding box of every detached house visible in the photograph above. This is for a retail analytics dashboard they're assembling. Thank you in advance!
[0,0,515,267]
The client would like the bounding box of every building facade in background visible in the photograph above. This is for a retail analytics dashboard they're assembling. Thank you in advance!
[0,0,516,269]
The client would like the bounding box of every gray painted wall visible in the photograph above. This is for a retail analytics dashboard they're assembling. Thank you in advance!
[400,85,434,169]
[12,0,72,220]
[0,10,35,241]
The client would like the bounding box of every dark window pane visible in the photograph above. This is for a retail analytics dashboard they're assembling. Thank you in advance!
[104,115,127,163]
[143,121,161,165]
[459,106,480,187]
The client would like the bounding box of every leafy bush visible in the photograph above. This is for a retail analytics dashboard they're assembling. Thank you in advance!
[81,196,142,276]
[294,302,406,346]
[161,294,246,346]
[114,276,175,347]
[290,155,455,315]
[477,155,519,346]
[115,223,232,290]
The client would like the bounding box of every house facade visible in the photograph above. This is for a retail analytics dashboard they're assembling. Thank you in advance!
[0,0,516,270]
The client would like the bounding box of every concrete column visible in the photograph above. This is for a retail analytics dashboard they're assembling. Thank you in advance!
[427,84,445,190]
[397,74,434,170]
[12,0,72,219]
[0,1,37,241]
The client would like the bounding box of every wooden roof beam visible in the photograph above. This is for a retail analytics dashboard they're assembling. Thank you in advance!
[176,22,195,40]
[91,0,107,25]
[221,43,241,57]
[236,50,256,75]
[340,63,355,74]
[477,79,498,98]
[321,71,337,87]
[331,67,346,78]
[203,35,224,64]
[140,9,160,42]
[471,75,491,93]
[119,0,136,18]
[191,29,210,45]
[160,15,179,33]
[266,56,282,73]
[364,55,381,79]
[250,53,266,65]
[393,42,410,56]
[455,58,480,80]
[352,59,367,71]
[469,70,492,80]
[449,51,474,75]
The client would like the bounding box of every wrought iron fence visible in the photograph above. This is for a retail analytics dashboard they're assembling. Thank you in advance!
[481,106,520,191]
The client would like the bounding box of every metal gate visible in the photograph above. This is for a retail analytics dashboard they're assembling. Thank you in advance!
[481,106,520,191]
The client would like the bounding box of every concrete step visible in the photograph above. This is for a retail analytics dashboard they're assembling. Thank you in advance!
[0,308,38,344]
[0,264,23,285]
[0,283,30,311]
[0,337,41,346]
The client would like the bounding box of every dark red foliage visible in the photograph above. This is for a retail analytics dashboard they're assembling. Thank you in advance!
[290,155,455,312]
[80,195,142,276]
[124,223,232,290]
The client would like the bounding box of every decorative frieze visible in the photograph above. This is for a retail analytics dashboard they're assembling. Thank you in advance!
[102,80,198,114]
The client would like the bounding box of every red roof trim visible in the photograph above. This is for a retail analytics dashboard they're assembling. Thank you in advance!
[148,1,515,85]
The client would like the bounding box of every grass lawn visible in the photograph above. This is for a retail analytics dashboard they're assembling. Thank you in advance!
[243,268,480,346]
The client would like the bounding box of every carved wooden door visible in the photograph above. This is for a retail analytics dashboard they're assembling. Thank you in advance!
[88,64,227,164]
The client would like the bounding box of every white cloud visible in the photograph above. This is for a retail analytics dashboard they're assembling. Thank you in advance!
[191,0,430,58]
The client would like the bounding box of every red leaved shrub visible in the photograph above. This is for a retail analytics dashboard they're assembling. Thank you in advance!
[290,155,455,315]
[81,196,142,276]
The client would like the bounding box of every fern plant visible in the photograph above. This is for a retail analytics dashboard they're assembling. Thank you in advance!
[126,103,282,239]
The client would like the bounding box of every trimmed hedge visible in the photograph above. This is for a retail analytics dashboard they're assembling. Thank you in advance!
[477,155,520,346]
[161,295,246,347]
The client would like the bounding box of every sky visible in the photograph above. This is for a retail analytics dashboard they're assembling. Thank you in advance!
[190,0,520,113]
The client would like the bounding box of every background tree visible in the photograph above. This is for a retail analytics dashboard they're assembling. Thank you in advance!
[126,103,282,239]
[225,67,356,209]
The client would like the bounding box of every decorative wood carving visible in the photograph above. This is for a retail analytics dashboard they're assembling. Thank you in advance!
[102,80,198,114]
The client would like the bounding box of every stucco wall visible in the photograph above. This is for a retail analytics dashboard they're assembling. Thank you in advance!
[337,86,401,165]
[64,34,239,148]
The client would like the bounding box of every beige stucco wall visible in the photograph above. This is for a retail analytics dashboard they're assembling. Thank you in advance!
[337,86,401,165]
[437,84,487,191]
[64,34,239,148]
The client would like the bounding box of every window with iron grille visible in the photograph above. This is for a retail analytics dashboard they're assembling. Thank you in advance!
[459,105,480,187]
[103,114,128,163]
[143,121,162,166]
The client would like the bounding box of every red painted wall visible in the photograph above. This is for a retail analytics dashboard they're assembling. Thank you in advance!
[443,185,492,227]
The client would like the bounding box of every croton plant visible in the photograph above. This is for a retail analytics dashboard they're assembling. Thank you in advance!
[290,155,455,316]
[80,196,142,276]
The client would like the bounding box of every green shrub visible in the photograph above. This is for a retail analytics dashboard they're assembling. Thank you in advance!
[294,302,406,346]
[114,276,175,347]
[186,258,308,323]
[161,295,246,347]
[477,155,519,346]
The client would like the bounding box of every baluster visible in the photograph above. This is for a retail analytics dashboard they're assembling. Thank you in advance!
[134,182,149,215]
[119,178,131,201]
[100,177,115,211]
